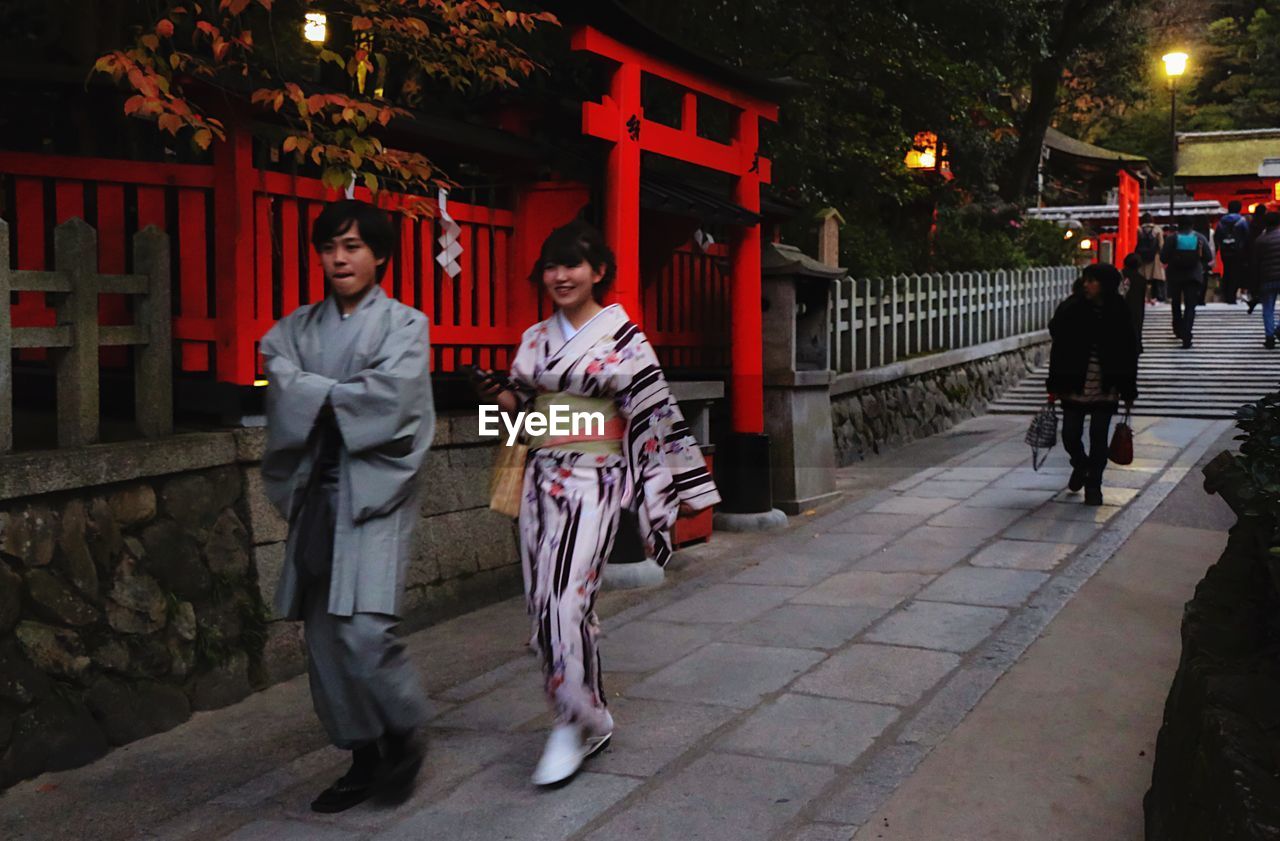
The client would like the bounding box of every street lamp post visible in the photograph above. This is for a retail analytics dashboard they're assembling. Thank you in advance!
[1162,52,1188,224]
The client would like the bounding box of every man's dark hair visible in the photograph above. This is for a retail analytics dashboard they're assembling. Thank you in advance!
[1122,252,1143,272]
[1177,217,1193,231]
[1140,212,1153,224]
[1228,200,1242,214]
[1266,211,1280,229]
[529,220,617,301]
[312,200,395,280]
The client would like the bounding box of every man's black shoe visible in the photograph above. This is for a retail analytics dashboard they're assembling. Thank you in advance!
[1084,487,1103,506]
[374,728,425,805]
[1248,301,1257,314]
[1266,336,1276,350]
[311,769,378,813]
[1068,467,1087,492]
[1181,337,1192,349]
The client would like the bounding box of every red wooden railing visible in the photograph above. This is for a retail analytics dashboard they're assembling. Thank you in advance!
[2,149,731,383]
[1,151,524,381]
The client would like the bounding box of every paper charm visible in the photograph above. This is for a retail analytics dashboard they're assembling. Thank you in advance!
[693,228,715,251]
[436,187,463,278]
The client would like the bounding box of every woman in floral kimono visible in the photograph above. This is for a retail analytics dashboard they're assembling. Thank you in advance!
[476,220,720,786]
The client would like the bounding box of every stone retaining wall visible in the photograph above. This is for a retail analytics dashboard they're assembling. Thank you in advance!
[831,343,1048,465]
[1144,454,1280,840]
[0,412,517,789]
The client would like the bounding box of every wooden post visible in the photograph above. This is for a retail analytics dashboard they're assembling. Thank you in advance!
[212,127,257,383]
[604,61,643,325]
[0,220,11,453]
[730,107,763,434]
[51,218,100,447]
[133,226,173,437]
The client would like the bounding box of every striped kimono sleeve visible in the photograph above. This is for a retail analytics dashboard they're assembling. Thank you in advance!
[616,324,720,566]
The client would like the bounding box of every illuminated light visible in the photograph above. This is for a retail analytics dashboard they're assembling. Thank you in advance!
[1162,51,1188,77]
[253,379,269,387]
[304,12,327,45]
[1079,238,1094,250]
[1274,182,1280,201]
[1249,202,1260,214]
[1063,230,1075,240]
[905,131,942,170]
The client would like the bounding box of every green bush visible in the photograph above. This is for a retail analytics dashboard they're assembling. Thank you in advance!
[1232,392,1280,555]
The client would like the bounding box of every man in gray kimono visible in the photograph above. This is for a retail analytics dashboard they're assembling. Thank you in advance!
[260,200,435,812]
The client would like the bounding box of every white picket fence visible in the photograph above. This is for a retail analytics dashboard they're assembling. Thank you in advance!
[828,266,1077,373]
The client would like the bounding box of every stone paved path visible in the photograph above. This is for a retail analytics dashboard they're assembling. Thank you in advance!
[0,413,1231,841]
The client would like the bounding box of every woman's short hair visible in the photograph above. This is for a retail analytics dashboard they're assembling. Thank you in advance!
[1266,210,1280,228]
[312,200,395,280]
[1080,262,1122,295]
[529,220,617,301]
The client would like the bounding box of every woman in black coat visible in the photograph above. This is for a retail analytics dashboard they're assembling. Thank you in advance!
[1046,263,1139,505]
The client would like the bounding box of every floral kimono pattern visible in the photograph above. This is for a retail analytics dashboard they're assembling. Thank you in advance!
[508,304,720,731]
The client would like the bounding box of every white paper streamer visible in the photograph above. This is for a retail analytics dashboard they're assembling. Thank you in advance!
[435,187,463,278]
[693,228,715,251]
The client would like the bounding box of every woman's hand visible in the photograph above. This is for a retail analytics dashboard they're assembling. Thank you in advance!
[469,368,518,414]
[678,502,697,517]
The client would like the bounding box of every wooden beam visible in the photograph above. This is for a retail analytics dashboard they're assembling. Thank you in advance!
[12,327,74,349]
[8,271,72,293]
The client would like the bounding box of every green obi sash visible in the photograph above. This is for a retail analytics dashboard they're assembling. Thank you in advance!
[529,392,624,456]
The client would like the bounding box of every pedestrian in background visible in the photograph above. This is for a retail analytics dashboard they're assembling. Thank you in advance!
[1246,203,1269,314]
[1046,263,1139,506]
[260,200,434,813]
[1160,217,1213,348]
[1135,213,1165,302]
[1214,200,1251,304]
[1121,252,1148,354]
[1250,210,1280,349]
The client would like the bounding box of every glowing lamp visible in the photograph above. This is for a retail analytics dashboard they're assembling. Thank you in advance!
[905,132,941,170]
[1274,182,1280,201]
[253,379,269,387]
[1079,238,1094,250]
[1063,230,1075,240]
[304,12,327,45]
[1162,52,1188,78]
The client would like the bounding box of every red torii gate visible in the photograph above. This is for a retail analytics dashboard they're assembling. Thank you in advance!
[571,25,779,435]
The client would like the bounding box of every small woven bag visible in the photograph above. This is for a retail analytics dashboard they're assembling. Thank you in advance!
[1025,401,1059,471]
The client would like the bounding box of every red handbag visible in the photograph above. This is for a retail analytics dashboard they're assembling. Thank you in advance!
[1109,410,1134,465]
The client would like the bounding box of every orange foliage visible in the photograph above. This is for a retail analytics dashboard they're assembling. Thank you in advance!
[94,0,559,214]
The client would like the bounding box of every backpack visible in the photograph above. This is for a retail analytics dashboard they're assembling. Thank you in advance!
[1136,226,1159,261]
[1217,213,1246,256]
[1169,232,1202,270]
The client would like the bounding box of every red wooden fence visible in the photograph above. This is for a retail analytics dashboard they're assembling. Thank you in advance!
[2,150,731,383]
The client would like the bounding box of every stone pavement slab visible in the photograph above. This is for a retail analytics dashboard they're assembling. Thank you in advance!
[867,496,959,517]
[430,673,546,731]
[1003,516,1103,543]
[223,819,353,841]
[965,487,1058,509]
[1034,500,1123,522]
[601,620,720,673]
[793,644,960,707]
[927,504,1025,534]
[856,526,988,573]
[731,554,850,587]
[648,583,803,625]
[791,571,933,609]
[626,642,824,708]
[726,603,887,650]
[820,512,919,536]
[375,764,640,841]
[916,566,1049,608]
[582,752,836,841]
[717,693,898,765]
[906,479,990,499]
[968,539,1077,571]
[864,601,1008,653]
[587,697,738,777]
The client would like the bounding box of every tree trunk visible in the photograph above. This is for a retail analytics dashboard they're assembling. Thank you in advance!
[1001,56,1066,201]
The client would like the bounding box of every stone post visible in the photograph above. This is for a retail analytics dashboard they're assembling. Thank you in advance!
[133,226,173,438]
[52,218,100,448]
[815,208,845,269]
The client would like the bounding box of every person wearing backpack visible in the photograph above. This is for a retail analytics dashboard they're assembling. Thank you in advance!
[1160,217,1213,348]
[1250,210,1280,349]
[1214,200,1251,304]
[1135,213,1165,302]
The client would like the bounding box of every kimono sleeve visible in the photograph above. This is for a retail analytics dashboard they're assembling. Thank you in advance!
[616,333,720,567]
[261,314,337,453]
[505,323,542,410]
[329,311,433,457]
